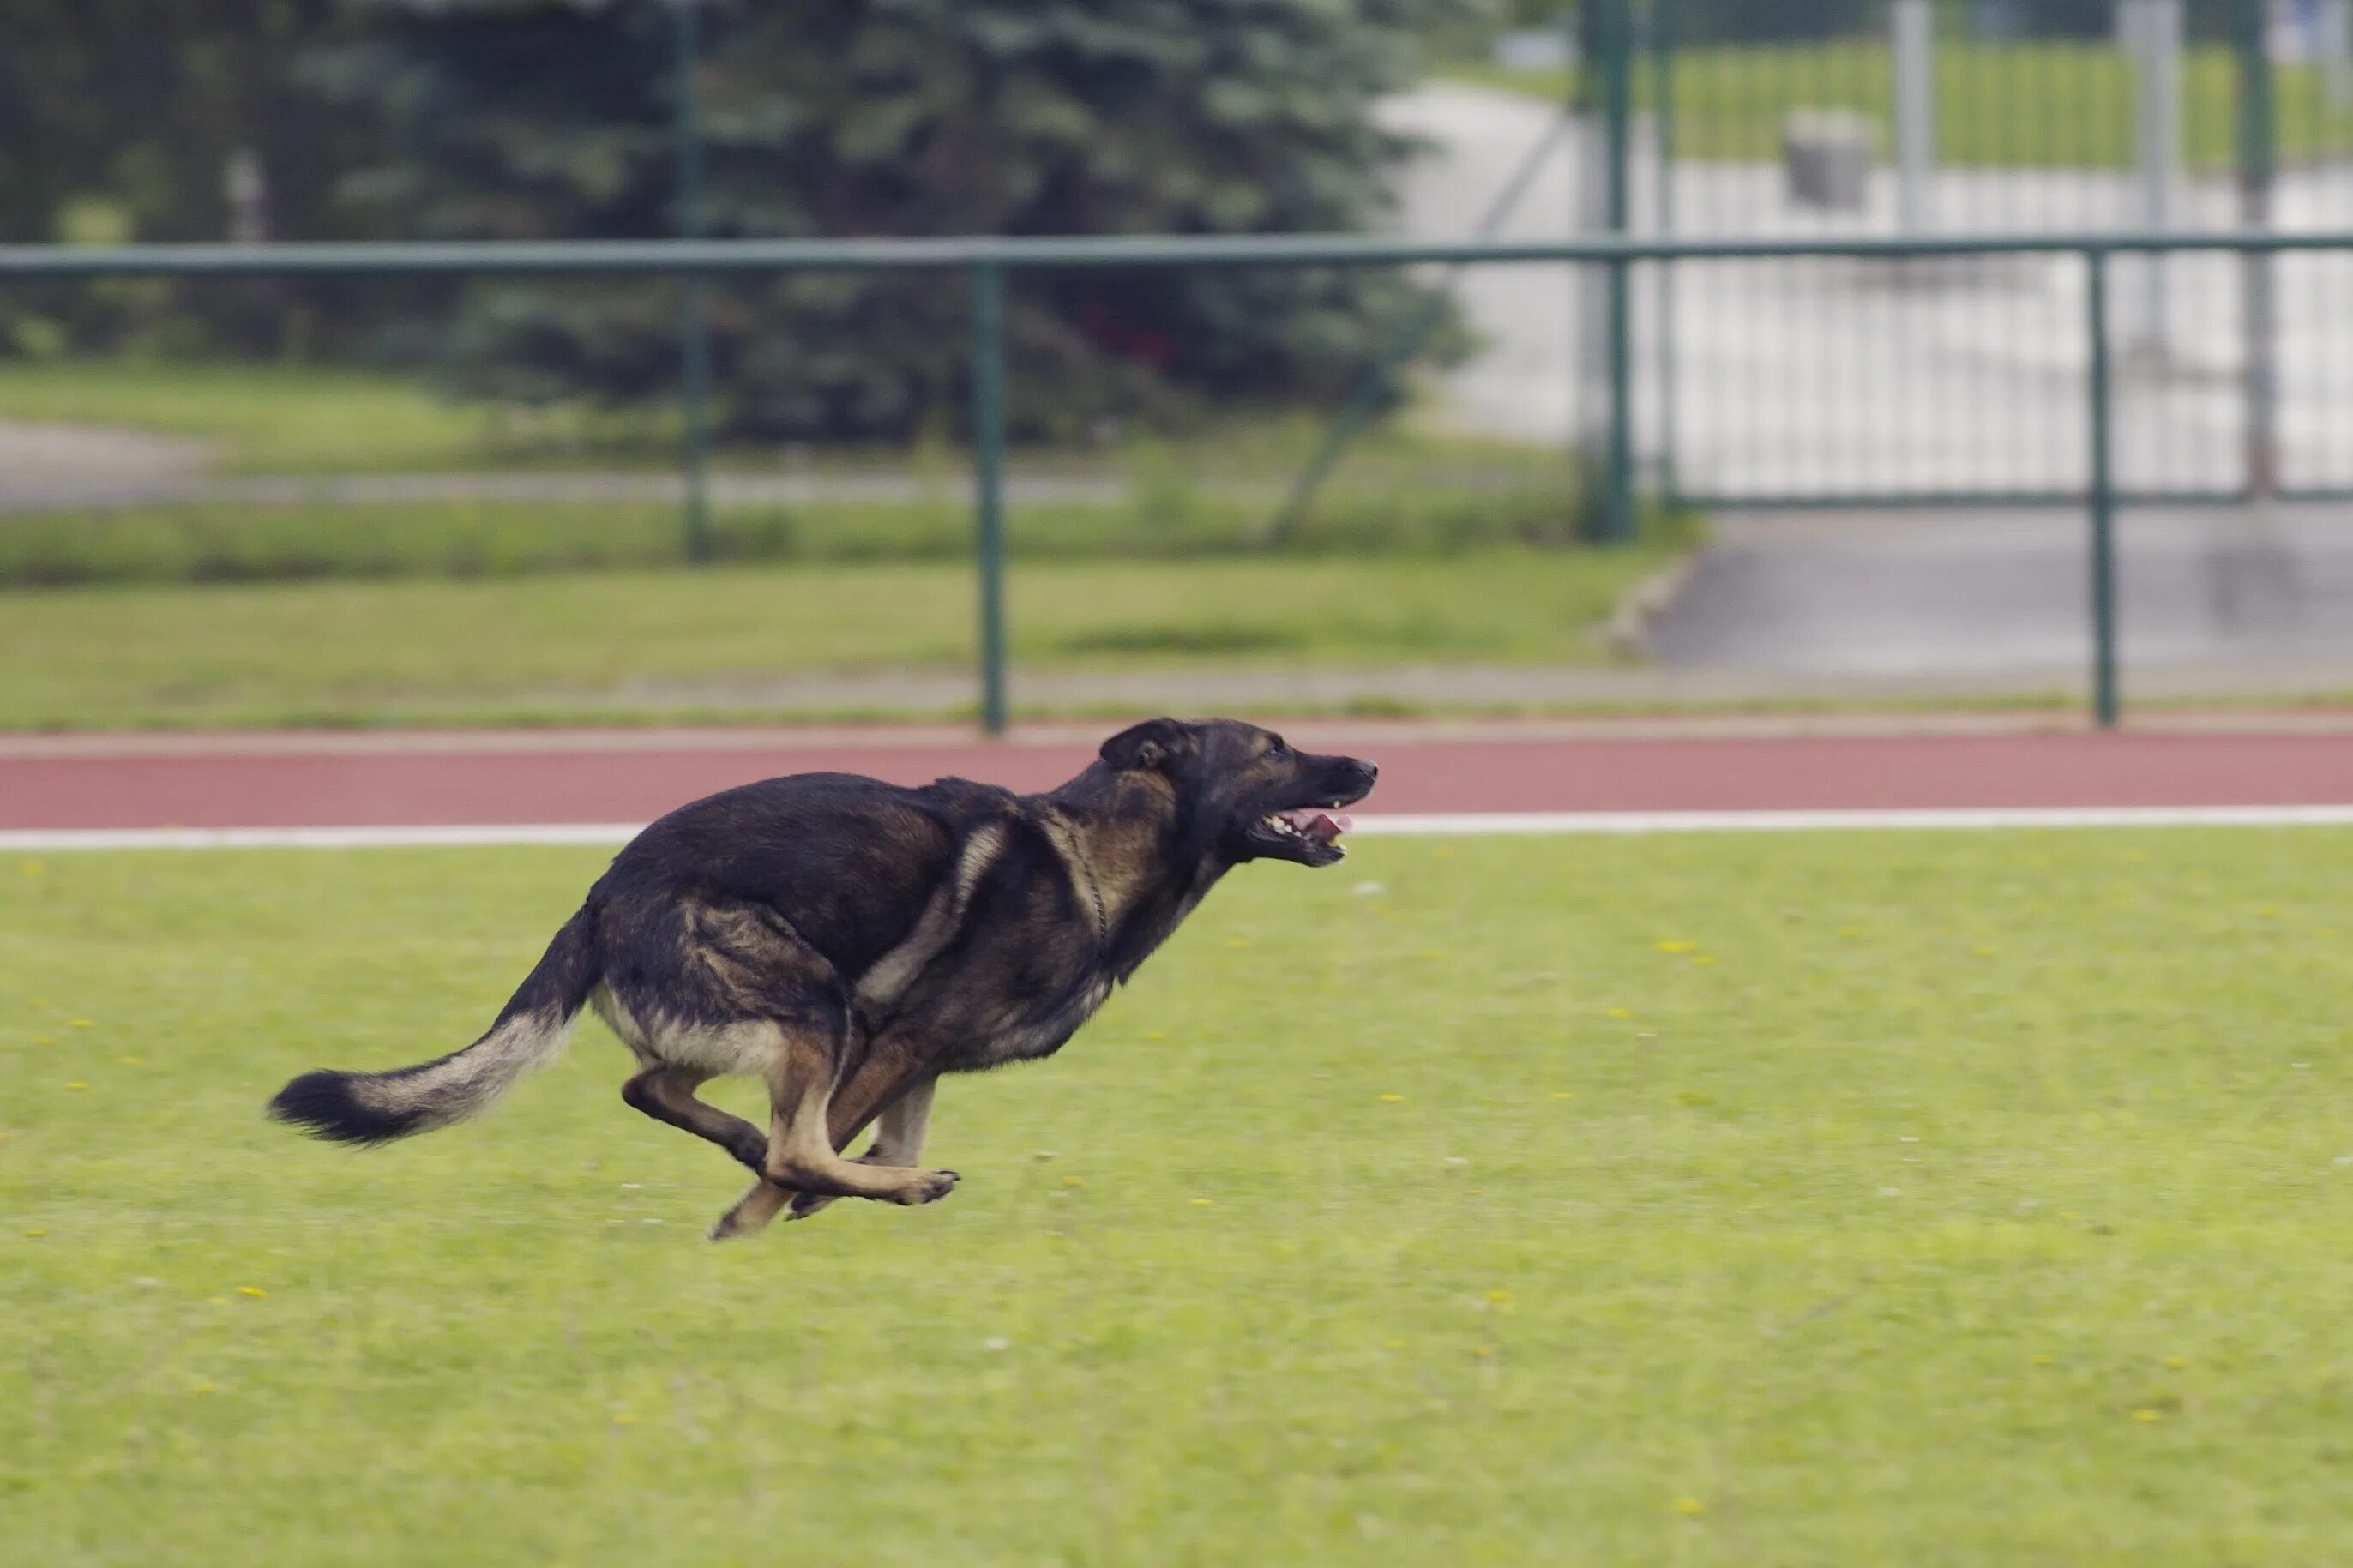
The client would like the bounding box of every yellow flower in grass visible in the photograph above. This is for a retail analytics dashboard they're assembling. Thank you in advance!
[1675,1498,1706,1517]
[2133,1409,2163,1423]
[1605,1007,1631,1020]
[1189,1198,1214,1207]
[1653,940,1696,954]
[1377,1093,1404,1103]
[237,1285,266,1299]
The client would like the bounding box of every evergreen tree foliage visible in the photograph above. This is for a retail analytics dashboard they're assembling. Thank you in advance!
[300,0,1476,440]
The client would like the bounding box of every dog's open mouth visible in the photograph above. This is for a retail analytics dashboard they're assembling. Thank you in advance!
[1252,804,1356,864]
[1263,808,1354,848]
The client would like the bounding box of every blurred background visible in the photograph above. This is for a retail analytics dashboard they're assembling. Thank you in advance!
[3,0,2350,730]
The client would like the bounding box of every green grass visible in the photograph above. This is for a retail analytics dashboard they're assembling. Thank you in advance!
[7,830,2353,1562]
[1453,41,2353,171]
[0,490,1604,587]
[0,440,1615,588]
[0,360,552,475]
[0,543,1681,730]
[0,357,1556,490]
[0,353,1614,590]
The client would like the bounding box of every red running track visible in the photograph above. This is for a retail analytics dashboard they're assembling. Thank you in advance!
[3,724,2351,830]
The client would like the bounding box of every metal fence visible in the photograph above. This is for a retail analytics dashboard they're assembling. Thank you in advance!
[1563,0,2353,505]
[9,226,2344,730]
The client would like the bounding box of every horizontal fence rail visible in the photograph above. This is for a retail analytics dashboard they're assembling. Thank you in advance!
[9,227,2353,731]
[8,229,2353,276]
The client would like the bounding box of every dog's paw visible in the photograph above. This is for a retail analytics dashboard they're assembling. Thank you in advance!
[889,1168,960,1205]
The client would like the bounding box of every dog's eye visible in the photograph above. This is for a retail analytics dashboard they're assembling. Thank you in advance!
[1267,736,1288,757]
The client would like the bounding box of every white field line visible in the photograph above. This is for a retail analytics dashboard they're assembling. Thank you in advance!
[8,805,2353,853]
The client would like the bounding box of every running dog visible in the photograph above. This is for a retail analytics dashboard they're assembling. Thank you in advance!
[268,718,1376,1239]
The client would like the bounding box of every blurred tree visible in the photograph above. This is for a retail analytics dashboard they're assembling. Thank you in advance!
[304,0,1478,441]
[0,0,387,357]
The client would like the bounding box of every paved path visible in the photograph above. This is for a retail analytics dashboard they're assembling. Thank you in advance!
[7,721,2351,832]
[1646,503,2353,688]
[0,420,214,510]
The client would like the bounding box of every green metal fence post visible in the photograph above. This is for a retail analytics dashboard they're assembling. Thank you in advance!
[2237,0,2278,499]
[2086,249,2120,730]
[1652,0,1679,502]
[1596,0,1637,544]
[970,261,1009,736]
[671,0,713,564]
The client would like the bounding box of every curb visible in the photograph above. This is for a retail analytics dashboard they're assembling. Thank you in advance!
[1602,553,1701,659]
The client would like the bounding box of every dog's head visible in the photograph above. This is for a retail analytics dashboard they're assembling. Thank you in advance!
[1098,718,1377,868]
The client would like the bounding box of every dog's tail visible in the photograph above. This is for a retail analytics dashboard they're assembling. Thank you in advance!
[268,908,600,1145]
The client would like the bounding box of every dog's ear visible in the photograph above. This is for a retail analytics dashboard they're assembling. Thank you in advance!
[1099,718,1189,773]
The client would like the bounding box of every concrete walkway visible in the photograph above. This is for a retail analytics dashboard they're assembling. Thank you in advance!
[1645,503,2353,693]
[0,420,213,506]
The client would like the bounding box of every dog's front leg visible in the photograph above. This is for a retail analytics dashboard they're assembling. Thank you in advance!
[786,1074,937,1222]
[708,1034,948,1241]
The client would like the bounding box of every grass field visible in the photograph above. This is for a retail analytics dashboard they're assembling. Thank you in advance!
[0,484,1614,588]
[0,442,1614,589]
[0,543,1682,730]
[7,829,2353,1563]
[0,361,1538,491]
[1453,41,2353,171]
[0,361,548,475]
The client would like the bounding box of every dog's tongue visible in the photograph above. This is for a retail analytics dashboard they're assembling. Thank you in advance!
[1280,808,1353,844]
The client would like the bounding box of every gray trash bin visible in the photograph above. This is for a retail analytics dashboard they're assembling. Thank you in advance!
[1784,109,1875,211]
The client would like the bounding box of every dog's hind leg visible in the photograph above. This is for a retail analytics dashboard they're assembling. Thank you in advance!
[707,1028,955,1241]
[785,1072,937,1222]
[620,1066,767,1174]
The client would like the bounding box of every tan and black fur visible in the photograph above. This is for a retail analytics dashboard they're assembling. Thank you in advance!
[268,718,1376,1240]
